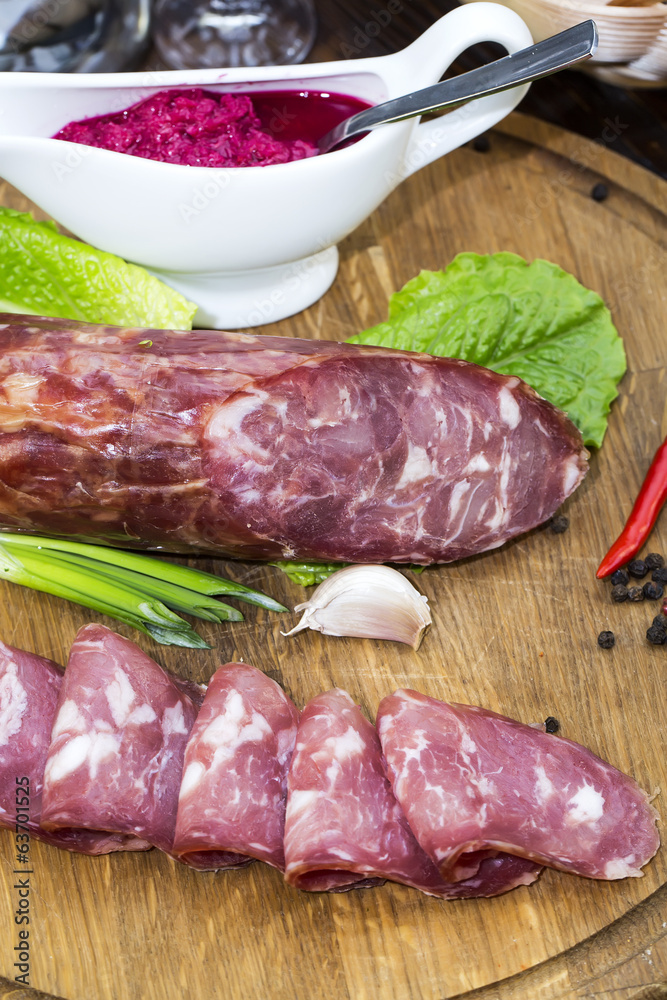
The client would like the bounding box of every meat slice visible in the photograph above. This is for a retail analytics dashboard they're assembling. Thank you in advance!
[444,852,542,898]
[0,316,587,565]
[377,690,660,881]
[283,689,541,896]
[172,662,299,872]
[0,639,146,854]
[40,624,200,853]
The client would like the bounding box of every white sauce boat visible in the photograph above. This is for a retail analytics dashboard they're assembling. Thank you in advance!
[0,3,533,328]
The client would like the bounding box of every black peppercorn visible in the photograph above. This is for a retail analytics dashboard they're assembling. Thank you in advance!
[591,182,608,202]
[628,559,648,579]
[473,135,490,153]
[652,614,667,630]
[645,553,664,570]
[550,514,569,534]
[646,625,667,645]
[611,584,628,602]
[627,586,645,602]
[652,568,667,583]
[610,568,630,586]
[597,630,615,648]
[643,582,663,600]
[544,716,560,733]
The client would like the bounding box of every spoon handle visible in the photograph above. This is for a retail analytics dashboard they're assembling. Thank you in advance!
[320,20,598,153]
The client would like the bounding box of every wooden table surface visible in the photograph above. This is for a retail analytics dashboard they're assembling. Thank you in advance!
[0,111,665,1000]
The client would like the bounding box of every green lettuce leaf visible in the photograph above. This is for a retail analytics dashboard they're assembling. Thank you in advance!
[0,207,197,329]
[348,252,626,448]
[272,559,425,586]
[270,561,343,587]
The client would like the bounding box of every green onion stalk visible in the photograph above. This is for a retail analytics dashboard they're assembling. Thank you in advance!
[0,534,287,648]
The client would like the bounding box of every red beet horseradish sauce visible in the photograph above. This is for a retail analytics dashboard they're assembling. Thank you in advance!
[53,88,373,167]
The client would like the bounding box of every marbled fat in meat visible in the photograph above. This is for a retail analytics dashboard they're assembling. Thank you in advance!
[173,662,299,872]
[284,689,541,895]
[0,316,588,564]
[0,639,148,853]
[40,624,201,853]
[377,690,660,881]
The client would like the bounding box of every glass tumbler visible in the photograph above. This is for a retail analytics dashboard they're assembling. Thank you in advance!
[152,0,317,69]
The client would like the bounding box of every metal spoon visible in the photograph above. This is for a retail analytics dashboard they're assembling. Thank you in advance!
[317,20,598,155]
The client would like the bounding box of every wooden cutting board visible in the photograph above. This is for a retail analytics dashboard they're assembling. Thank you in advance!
[0,113,665,1000]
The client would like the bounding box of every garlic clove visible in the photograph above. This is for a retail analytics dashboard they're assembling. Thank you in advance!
[281,564,431,650]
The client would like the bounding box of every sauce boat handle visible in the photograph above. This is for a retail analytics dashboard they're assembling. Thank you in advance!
[395,3,534,178]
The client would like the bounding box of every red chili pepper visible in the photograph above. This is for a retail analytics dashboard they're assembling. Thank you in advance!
[597,435,667,578]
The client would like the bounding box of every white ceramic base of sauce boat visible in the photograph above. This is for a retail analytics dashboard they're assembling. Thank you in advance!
[151,246,339,328]
[0,4,533,329]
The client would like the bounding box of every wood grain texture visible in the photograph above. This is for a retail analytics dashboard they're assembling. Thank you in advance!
[0,115,665,1000]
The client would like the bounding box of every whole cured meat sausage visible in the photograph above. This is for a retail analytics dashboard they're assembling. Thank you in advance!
[40,624,202,853]
[173,662,299,872]
[0,316,587,564]
[0,639,147,854]
[377,690,660,882]
[283,689,542,896]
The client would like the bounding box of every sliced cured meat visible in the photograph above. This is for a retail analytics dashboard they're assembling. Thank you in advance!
[284,689,541,896]
[284,689,414,892]
[0,316,587,565]
[0,640,62,835]
[377,690,660,881]
[445,852,542,898]
[173,662,299,872]
[40,624,200,853]
[0,639,146,854]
